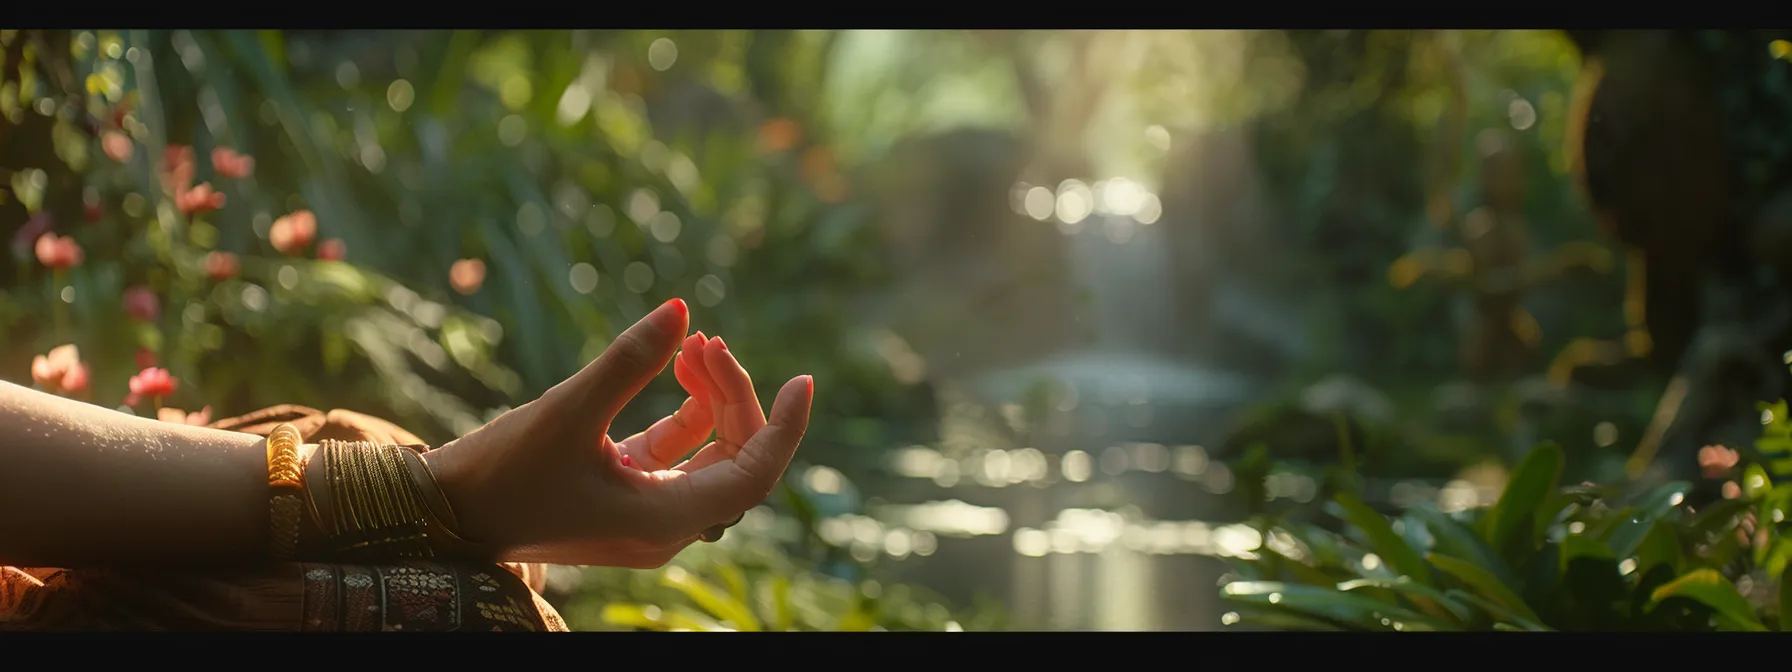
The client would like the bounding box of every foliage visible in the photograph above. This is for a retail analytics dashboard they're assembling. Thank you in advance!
[0,29,930,452]
[554,529,1000,632]
[1219,440,1791,631]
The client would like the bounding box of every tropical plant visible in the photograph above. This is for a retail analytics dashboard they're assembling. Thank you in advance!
[1218,440,1789,631]
[2,29,931,452]
[551,514,1002,632]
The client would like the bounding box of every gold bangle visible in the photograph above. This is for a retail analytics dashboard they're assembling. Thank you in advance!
[266,423,305,560]
[317,439,434,561]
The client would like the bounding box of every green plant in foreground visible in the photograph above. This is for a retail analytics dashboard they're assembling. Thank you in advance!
[554,533,992,632]
[1219,440,1792,631]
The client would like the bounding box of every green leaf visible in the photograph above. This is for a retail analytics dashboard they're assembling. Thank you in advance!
[1426,552,1542,624]
[716,562,752,609]
[1484,443,1564,562]
[1604,482,1692,560]
[768,574,795,632]
[833,595,878,632]
[1633,521,1684,578]
[1335,492,1433,586]
[1337,576,1474,624]
[1558,533,1613,573]
[1763,537,1792,580]
[1648,569,1767,632]
[666,604,730,631]
[1278,521,1352,571]
[1262,544,1339,587]
[1408,507,1514,585]
[1225,604,1348,631]
[600,603,668,630]
[1743,464,1774,501]
[1221,581,1457,631]
[659,565,762,631]
[1442,589,1552,631]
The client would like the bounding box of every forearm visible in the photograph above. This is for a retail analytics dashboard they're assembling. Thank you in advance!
[0,380,268,567]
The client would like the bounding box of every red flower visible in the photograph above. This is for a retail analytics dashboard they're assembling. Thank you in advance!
[102,131,134,163]
[34,233,84,270]
[177,183,226,216]
[128,367,178,399]
[135,347,158,369]
[211,146,255,179]
[204,251,240,281]
[450,258,486,295]
[157,405,212,426]
[161,145,196,192]
[270,210,317,256]
[123,285,160,322]
[30,344,89,396]
[317,238,346,261]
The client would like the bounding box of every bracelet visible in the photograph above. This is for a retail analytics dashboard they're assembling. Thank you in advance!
[299,439,493,562]
[265,423,306,561]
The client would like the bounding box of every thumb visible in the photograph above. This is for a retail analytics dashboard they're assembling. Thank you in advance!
[544,299,689,427]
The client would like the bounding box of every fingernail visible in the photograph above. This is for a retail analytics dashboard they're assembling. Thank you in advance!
[695,330,707,341]
[663,298,688,317]
[803,375,814,393]
[620,454,633,468]
[714,337,728,350]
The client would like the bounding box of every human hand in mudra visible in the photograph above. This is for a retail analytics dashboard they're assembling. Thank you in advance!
[422,299,813,567]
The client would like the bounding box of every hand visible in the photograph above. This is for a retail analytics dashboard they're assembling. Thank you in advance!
[423,299,814,567]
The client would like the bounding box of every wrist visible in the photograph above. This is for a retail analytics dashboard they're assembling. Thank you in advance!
[420,440,502,556]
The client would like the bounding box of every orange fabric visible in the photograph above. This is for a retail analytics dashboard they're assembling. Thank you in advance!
[0,405,566,631]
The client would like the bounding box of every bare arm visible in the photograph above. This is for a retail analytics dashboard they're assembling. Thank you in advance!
[0,380,268,567]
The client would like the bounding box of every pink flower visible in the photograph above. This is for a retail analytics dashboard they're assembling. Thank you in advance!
[128,367,178,399]
[161,145,196,193]
[177,182,226,216]
[1699,445,1740,480]
[450,258,486,295]
[60,363,90,396]
[211,146,255,179]
[204,251,240,281]
[317,238,346,261]
[123,285,160,322]
[30,344,89,396]
[34,233,84,270]
[102,132,134,163]
[157,405,212,426]
[270,210,317,256]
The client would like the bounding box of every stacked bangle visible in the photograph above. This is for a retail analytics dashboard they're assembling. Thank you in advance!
[263,423,491,563]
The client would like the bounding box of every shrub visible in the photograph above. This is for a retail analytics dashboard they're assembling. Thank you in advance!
[1219,440,1788,631]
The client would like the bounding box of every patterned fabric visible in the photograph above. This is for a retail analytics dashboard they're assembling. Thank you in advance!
[297,561,567,632]
[0,405,569,632]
